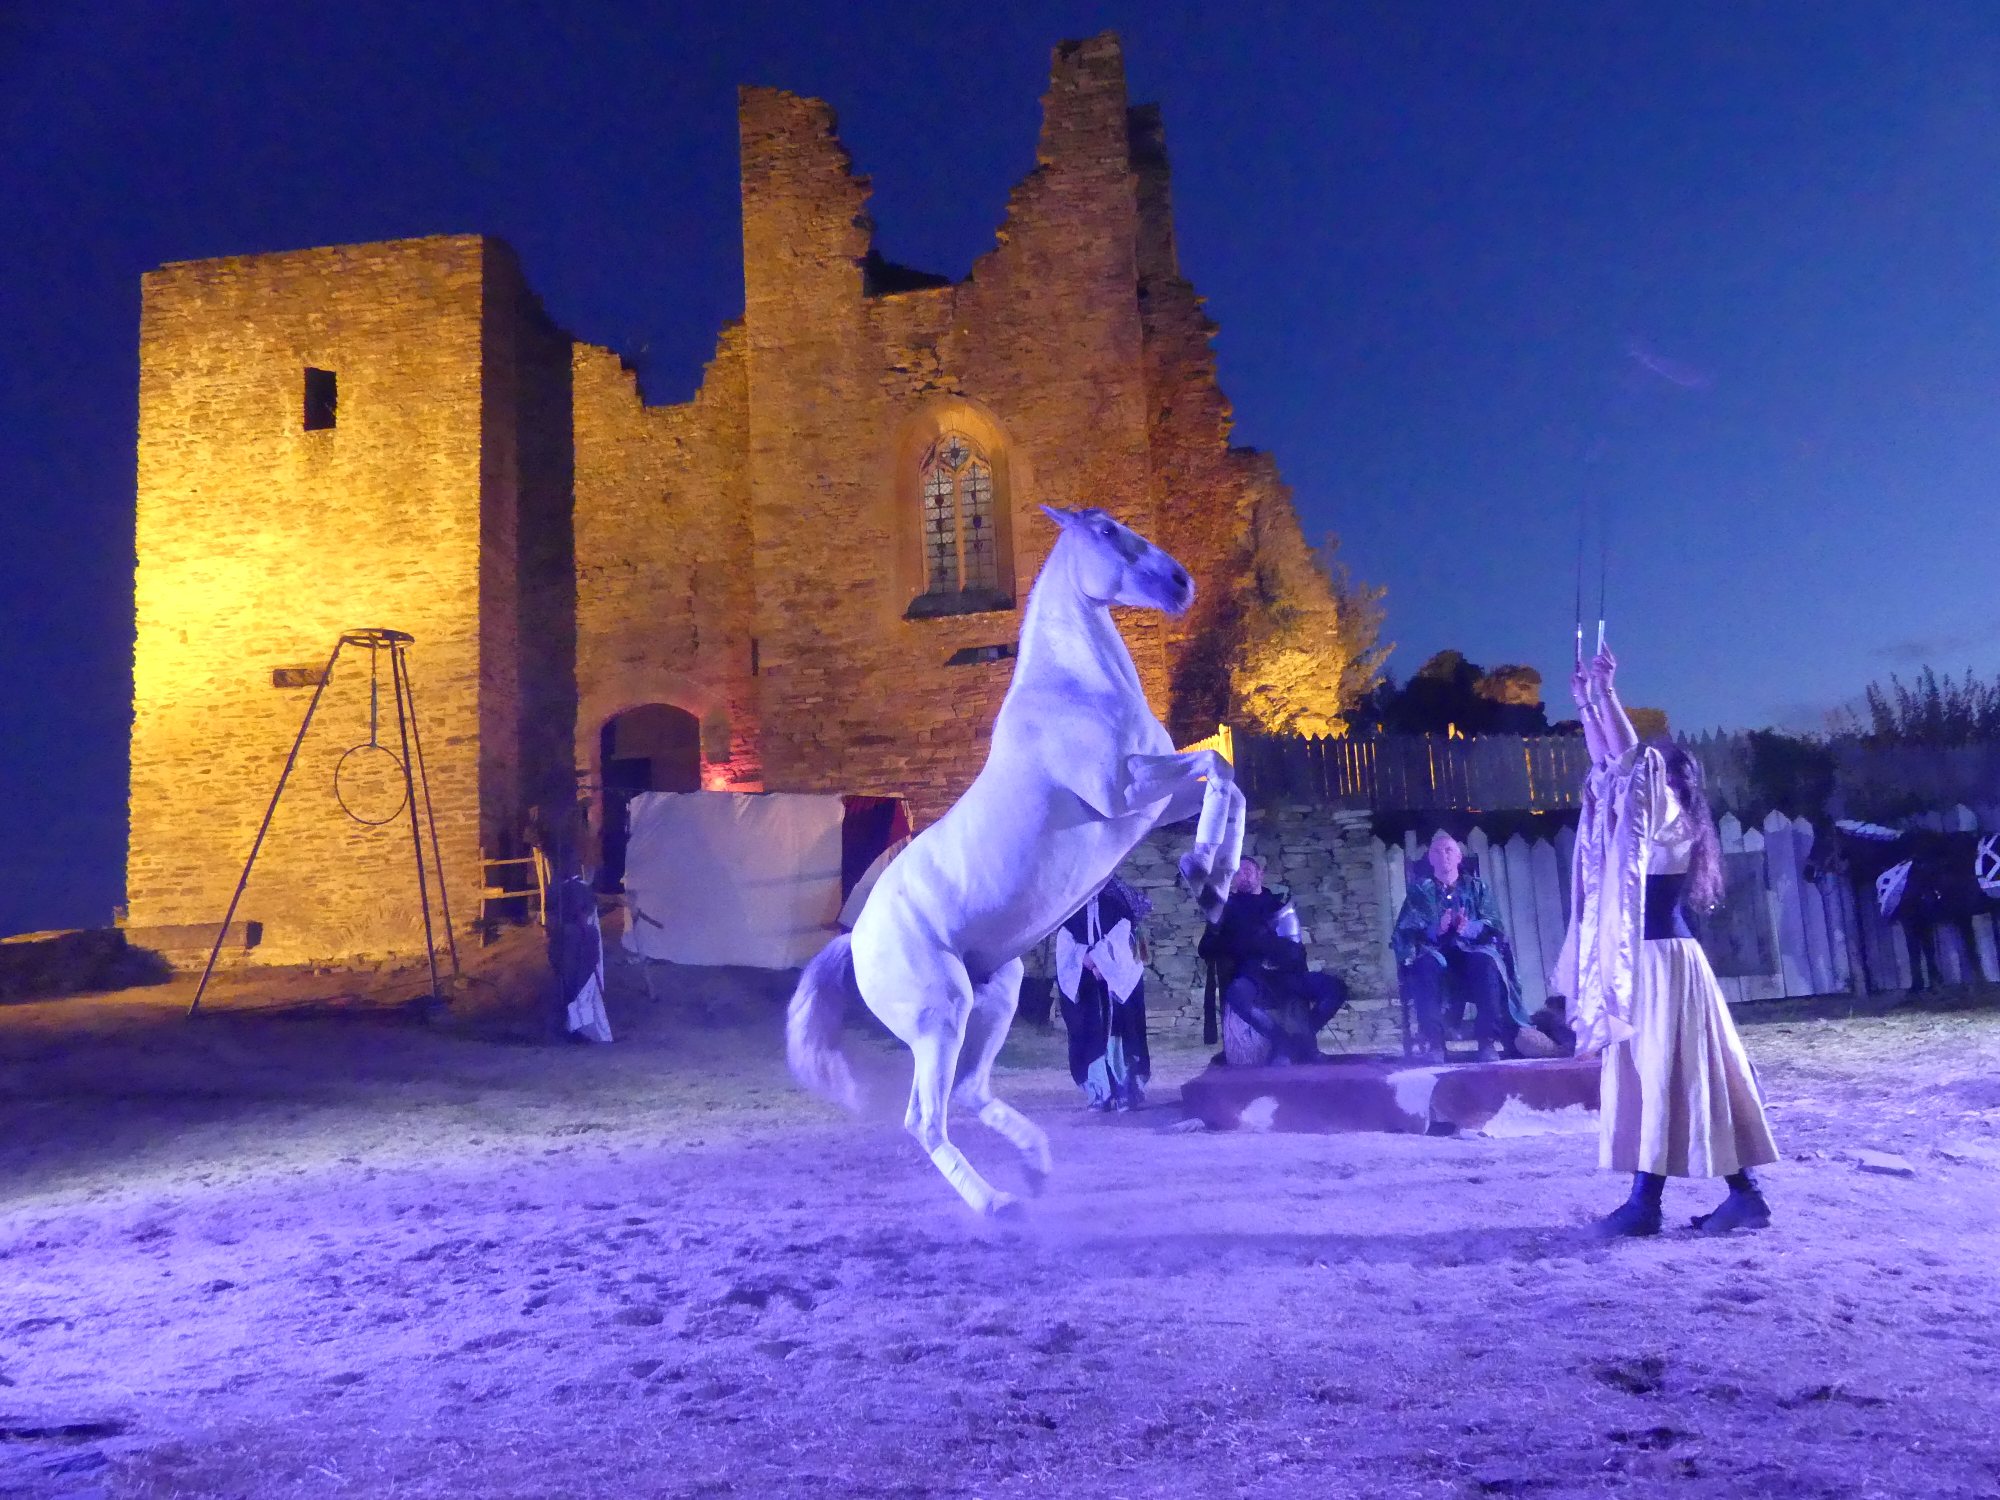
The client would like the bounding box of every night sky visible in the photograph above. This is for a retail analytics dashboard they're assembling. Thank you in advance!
[4,1,1998,937]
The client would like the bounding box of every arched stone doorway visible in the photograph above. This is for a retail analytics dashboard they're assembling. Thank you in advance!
[598,703,702,890]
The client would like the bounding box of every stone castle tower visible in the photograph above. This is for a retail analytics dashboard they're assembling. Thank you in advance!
[125,34,1318,964]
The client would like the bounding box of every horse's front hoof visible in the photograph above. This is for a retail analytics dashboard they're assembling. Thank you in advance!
[984,1192,1027,1221]
[1022,1162,1052,1198]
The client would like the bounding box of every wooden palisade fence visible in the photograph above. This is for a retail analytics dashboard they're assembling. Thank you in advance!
[1236,730,2000,823]
[1236,732,1593,813]
[1365,803,2000,1007]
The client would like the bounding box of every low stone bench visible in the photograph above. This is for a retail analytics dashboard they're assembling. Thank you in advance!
[1181,1053,1599,1136]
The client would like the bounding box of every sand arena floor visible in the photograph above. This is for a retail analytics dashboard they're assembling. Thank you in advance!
[2,941,1997,1499]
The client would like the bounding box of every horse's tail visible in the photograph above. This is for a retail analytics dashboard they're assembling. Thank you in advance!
[786,932,865,1113]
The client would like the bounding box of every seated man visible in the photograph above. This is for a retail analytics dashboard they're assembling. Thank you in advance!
[1392,832,1530,1061]
[1199,857,1348,1066]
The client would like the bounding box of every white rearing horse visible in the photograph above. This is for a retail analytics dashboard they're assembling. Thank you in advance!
[787,504,1245,1216]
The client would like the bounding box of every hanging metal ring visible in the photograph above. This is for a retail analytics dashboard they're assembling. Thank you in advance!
[335,742,409,826]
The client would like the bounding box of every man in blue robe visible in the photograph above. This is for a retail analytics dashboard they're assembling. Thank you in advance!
[1392,832,1530,1061]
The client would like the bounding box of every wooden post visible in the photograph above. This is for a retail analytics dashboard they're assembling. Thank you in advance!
[1503,833,1547,1014]
[1793,818,1835,994]
[1762,810,1812,998]
[1379,840,1405,996]
[1528,837,1566,991]
[1741,825,1783,1001]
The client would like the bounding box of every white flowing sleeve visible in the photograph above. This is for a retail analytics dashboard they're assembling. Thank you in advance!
[1565,748,1662,1056]
[1054,927,1085,1003]
[1092,918,1146,1003]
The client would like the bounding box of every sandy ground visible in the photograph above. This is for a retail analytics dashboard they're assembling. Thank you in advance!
[2,939,1997,1500]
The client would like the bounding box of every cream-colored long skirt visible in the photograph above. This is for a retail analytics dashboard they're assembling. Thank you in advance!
[1600,937,1779,1178]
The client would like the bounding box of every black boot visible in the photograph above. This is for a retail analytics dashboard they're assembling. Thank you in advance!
[1593,1172,1665,1238]
[1692,1170,1772,1233]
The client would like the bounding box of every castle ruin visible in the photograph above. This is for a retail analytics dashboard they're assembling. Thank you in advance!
[125,34,1326,963]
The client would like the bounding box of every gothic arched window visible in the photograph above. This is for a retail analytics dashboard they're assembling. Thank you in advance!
[919,432,999,598]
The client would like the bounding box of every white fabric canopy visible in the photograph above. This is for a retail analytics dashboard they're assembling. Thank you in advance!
[620,792,846,969]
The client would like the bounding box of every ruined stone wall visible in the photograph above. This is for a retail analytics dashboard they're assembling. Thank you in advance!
[1130,106,1301,748]
[491,253,582,828]
[736,34,1164,822]
[127,236,558,963]
[125,31,1356,967]
[1121,804,1401,1052]
[571,327,758,794]
[480,244,580,854]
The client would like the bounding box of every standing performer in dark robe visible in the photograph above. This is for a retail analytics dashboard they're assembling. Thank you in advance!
[1393,831,1532,1060]
[1558,645,1778,1236]
[1056,877,1151,1110]
[537,800,612,1043]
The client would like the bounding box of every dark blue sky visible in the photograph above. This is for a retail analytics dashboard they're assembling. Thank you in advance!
[4,1,1998,935]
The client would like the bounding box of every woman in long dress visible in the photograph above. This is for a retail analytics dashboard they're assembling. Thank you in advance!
[1560,646,1779,1236]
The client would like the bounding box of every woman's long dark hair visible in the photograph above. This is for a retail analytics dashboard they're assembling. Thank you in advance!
[1659,743,1725,911]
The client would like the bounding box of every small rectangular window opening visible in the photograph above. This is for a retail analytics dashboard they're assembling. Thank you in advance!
[303,367,338,431]
[272,664,327,688]
[749,638,761,677]
[944,643,1016,668]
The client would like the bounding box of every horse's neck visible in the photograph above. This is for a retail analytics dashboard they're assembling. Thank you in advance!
[1015,541,1141,699]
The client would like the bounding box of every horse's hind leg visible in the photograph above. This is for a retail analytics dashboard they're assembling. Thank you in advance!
[953,959,1052,1195]
[909,1012,1017,1217]
[861,940,1011,1216]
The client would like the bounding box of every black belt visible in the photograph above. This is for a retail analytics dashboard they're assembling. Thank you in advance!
[1645,873,1694,940]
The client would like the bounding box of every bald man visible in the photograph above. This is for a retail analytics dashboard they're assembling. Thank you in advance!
[1392,832,1530,1061]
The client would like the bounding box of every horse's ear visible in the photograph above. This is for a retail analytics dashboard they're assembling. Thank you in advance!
[1039,503,1073,528]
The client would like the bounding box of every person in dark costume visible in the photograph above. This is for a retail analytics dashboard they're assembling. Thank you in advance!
[1392,832,1533,1061]
[549,869,612,1042]
[1199,857,1348,1065]
[536,799,612,1043]
[1056,876,1152,1109]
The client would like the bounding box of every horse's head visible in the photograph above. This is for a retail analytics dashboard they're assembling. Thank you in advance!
[1039,504,1194,615]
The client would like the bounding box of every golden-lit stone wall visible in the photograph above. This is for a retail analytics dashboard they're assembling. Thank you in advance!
[482,247,581,845]
[1129,103,1280,747]
[570,329,760,793]
[128,236,571,963]
[733,34,1173,822]
[126,31,1333,962]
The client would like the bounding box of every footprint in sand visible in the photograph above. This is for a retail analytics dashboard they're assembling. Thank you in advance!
[459,1329,528,1353]
[1608,1425,1693,1450]
[720,1282,815,1313]
[681,1378,742,1405]
[1592,1355,1667,1396]
[1777,1384,1886,1410]
[1030,1321,1082,1355]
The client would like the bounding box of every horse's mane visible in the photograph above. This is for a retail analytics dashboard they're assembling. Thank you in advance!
[1012,528,1081,678]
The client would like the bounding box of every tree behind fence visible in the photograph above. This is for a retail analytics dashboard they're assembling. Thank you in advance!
[1235,732,1593,811]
